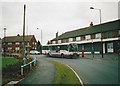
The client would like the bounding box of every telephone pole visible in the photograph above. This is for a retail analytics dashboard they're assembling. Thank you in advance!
[3,27,7,57]
[23,4,26,64]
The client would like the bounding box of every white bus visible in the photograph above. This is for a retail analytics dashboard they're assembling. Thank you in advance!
[42,43,80,58]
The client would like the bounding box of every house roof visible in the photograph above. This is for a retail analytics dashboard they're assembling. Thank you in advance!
[51,19,120,41]
[2,35,36,43]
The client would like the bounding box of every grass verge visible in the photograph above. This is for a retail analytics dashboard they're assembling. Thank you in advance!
[52,61,80,84]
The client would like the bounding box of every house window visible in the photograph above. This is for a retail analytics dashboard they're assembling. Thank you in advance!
[8,43,12,45]
[95,33,101,39]
[8,47,12,50]
[16,42,20,45]
[69,38,73,42]
[85,35,91,40]
[118,30,120,35]
[27,43,29,46]
[58,40,61,43]
[52,41,56,44]
[15,47,20,50]
[76,37,81,41]
[32,42,34,45]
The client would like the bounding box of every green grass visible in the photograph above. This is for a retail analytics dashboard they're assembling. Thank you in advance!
[0,57,2,68]
[1,57,19,68]
[52,61,80,84]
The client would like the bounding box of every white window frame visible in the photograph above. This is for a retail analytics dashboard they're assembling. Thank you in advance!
[16,42,20,45]
[32,42,34,45]
[52,41,56,44]
[85,35,91,40]
[27,42,29,46]
[95,33,101,39]
[118,30,120,35]
[15,47,20,50]
[69,38,73,42]
[8,42,12,45]
[76,37,81,41]
[58,40,61,44]
[8,47,12,50]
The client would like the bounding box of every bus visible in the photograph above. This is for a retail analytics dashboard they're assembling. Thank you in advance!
[42,43,80,58]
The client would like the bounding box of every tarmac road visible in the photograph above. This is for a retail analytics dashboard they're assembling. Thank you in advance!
[18,55,118,85]
[43,55,118,85]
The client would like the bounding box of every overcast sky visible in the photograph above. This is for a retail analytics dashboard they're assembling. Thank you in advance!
[0,0,119,45]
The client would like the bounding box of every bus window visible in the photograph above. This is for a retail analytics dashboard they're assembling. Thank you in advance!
[69,43,78,52]
[56,46,60,52]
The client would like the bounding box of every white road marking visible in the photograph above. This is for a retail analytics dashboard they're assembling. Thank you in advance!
[66,64,84,86]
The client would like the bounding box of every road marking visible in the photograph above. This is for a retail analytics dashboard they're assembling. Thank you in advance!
[51,60,84,85]
[5,78,24,86]
[65,64,84,86]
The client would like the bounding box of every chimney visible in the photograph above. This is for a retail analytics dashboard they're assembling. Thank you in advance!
[56,32,58,38]
[17,34,20,36]
[90,22,93,27]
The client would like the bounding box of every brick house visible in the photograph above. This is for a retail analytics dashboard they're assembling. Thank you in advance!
[2,35,37,54]
[50,19,120,54]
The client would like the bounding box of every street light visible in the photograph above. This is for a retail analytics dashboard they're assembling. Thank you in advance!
[37,28,42,44]
[37,28,42,54]
[90,7,103,58]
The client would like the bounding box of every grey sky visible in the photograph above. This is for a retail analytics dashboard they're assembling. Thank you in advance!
[1,1,119,44]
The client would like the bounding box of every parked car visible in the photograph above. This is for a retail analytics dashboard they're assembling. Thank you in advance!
[30,50,40,55]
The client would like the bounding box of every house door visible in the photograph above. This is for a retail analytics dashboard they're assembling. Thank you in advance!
[107,43,113,53]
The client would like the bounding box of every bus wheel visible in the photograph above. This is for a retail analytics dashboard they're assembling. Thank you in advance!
[61,54,64,58]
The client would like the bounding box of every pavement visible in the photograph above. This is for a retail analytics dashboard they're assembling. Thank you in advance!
[17,56,56,85]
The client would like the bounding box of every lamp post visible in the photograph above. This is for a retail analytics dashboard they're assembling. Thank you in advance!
[90,7,103,58]
[37,28,42,44]
[3,28,7,57]
[37,28,42,53]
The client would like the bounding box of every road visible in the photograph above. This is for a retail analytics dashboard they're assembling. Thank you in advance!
[19,55,118,85]
[38,55,118,85]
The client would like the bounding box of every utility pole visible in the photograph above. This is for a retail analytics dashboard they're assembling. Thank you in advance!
[3,28,6,58]
[23,4,26,64]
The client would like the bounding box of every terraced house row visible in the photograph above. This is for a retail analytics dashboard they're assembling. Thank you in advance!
[50,19,120,54]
